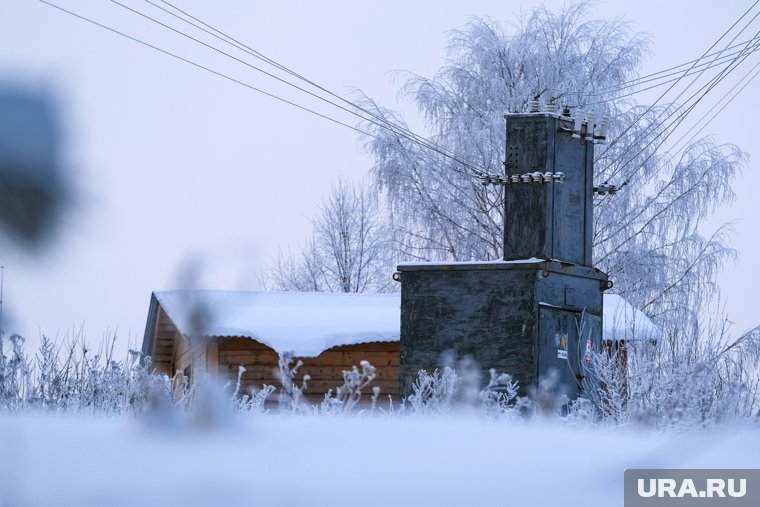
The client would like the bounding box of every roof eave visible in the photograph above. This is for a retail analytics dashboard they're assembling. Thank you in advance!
[141,292,160,360]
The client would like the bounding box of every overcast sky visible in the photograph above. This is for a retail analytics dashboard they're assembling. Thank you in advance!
[1,0,758,352]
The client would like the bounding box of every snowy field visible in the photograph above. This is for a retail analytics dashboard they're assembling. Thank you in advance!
[1,414,758,507]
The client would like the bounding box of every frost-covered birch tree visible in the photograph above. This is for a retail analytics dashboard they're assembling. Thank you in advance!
[359,2,747,339]
[271,177,394,293]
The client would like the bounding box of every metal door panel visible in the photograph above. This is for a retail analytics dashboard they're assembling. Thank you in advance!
[538,307,601,401]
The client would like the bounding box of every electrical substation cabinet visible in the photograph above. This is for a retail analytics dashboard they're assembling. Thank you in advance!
[503,113,595,267]
[397,259,607,402]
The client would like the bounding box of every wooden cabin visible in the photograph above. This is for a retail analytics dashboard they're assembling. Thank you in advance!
[142,291,400,403]
[598,293,660,412]
[142,290,656,406]
[602,293,660,358]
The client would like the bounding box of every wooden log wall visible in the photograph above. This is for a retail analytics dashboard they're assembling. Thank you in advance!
[149,307,179,376]
[217,337,400,404]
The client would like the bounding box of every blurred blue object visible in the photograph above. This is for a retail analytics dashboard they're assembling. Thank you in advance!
[0,84,70,247]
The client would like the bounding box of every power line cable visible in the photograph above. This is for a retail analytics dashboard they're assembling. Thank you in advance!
[591,55,760,251]
[157,0,760,179]
[597,4,760,187]
[591,45,760,254]
[638,37,760,172]
[151,0,760,199]
[107,2,388,133]
[36,0,378,139]
[659,29,760,139]
[113,1,420,159]
[573,38,760,107]
[39,0,487,175]
[148,0,487,174]
[133,0,487,175]
[663,55,760,168]
[597,0,760,164]
[43,0,760,187]
[563,34,760,101]
[612,27,760,190]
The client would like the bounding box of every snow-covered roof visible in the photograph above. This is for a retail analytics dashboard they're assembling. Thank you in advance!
[603,294,660,341]
[153,290,400,357]
[150,290,657,358]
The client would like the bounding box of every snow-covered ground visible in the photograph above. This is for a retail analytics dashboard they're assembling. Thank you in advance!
[1,414,758,507]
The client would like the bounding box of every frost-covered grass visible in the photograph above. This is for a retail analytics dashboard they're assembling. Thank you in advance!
[1,333,760,506]
[2,330,760,426]
[0,333,173,416]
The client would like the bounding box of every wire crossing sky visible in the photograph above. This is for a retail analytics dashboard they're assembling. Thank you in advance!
[39,0,760,190]
[1,0,759,349]
[40,0,490,176]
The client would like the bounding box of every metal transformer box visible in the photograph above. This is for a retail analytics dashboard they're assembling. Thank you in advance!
[504,113,594,266]
[397,259,608,400]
